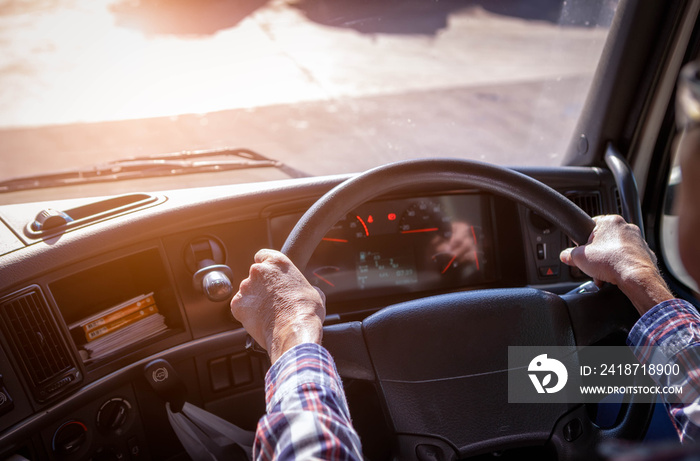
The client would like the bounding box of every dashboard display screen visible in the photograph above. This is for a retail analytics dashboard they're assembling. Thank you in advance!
[271,194,497,301]
[356,250,418,290]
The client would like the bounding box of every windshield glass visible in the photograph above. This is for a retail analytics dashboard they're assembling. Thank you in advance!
[0,0,618,202]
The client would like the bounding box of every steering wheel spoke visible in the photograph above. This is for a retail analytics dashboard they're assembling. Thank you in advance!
[562,283,640,347]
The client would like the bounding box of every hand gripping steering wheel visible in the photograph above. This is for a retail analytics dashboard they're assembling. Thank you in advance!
[281,159,652,460]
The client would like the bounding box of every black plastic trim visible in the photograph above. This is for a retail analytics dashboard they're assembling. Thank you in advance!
[604,144,645,234]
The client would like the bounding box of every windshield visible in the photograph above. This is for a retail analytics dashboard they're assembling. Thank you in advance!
[0,0,618,201]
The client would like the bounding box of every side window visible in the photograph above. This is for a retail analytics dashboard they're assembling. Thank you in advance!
[660,152,700,297]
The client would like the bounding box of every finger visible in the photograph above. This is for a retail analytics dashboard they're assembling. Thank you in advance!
[562,245,590,270]
[560,247,575,266]
[588,231,595,244]
[313,286,326,305]
[230,283,248,307]
[230,278,252,313]
[254,248,278,264]
[236,275,252,295]
[229,291,244,319]
[230,290,260,321]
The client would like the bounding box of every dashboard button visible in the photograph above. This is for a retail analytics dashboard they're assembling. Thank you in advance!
[538,265,560,277]
[536,243,546,260]
[209,357,231,392]
[231,355,253,387]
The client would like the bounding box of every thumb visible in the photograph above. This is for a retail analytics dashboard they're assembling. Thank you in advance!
[560,247,574,266]
[560,245,587,268]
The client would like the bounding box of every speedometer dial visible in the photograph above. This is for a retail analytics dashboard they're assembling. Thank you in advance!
[321,214,370,243]
[398,200,451,239]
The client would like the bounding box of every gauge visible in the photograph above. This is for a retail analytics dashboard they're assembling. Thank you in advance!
[321,214,370,243]
[431,224,485,277]
[398,200,451,239]
[432,252,459,274]
[309,265,357,295]
[311,266,341,288]
[348,214,370,239]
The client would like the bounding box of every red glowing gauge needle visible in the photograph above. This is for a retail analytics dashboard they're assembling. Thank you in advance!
[471,225,481,271]
[313,271,336,287]
[312,266,340,288]
[441,254,457,274]
[322,238,348,243]
[356,215,369,236]
[401,227,439,234]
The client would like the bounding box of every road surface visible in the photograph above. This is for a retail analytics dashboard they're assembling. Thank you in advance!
[0,0,614,183]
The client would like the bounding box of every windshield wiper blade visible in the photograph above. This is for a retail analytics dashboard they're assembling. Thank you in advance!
[0,148,309,193]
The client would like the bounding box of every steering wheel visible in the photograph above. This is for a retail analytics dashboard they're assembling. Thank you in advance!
[280,158,652,460]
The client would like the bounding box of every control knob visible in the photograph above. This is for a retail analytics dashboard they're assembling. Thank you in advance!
[193,265,235,302]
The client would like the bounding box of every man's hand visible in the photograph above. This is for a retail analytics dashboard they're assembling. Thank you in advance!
[560,215,674,315]
[230,249,326,364]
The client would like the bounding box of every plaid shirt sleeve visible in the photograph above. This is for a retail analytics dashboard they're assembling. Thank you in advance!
[627,299,700,443]
[252,342,364,460]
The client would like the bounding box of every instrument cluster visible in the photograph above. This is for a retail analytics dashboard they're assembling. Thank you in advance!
[272,193,498,302]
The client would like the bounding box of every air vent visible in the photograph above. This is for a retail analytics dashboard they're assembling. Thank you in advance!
[566,192,603,217]
[0,287,80,402]
[614,188,624,215]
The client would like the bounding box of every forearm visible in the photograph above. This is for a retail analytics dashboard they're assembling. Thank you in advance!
[617,268,675,316]
[267,315,324,364]
[253,343,363,460]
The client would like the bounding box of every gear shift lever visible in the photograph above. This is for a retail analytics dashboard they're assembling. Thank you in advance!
[144,359,187,412]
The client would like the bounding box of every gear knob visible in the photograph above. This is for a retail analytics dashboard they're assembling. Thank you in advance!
[192,264,235,302]
[144,359,187,412]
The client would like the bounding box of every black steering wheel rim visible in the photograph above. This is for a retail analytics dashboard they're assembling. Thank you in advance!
[280,158,650,459]
[281,158,594,271]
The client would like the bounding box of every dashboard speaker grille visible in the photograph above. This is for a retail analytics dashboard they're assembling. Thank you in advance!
[0,286,79,402]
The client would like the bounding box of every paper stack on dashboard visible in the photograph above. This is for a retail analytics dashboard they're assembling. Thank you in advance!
[70,293,168,361]
[83,314,167,360]
[83,293,157,340]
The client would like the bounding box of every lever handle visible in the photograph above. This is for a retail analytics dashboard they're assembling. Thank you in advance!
[144,359,187,412]
[192,264,235,302]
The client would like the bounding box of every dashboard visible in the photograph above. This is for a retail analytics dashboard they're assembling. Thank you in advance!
[0,166,621,460]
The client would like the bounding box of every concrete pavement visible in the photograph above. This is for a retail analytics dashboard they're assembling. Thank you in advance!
[0,0,613,182]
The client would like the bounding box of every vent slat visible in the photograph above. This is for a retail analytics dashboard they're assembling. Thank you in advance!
[567,192,603,217]
[28,294,69,377]
[23,297,50,382]
[614,189,623,215]
[23,296,53,381]
[0,287,77,401]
